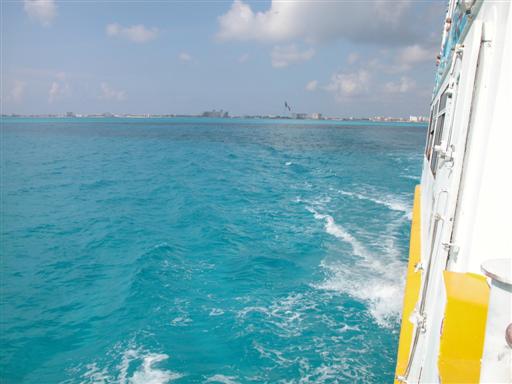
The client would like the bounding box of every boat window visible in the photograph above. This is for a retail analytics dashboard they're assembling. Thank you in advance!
[425,111,436,160]
[439,89,451,112]
[430,113,446,175]
[427,86,452,177]
[425,101,439,160]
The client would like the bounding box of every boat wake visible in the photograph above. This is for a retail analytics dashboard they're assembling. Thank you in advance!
[306,200,407,328]
[315,259,404,328]
[338,189,412,218]
[307,207,369,260]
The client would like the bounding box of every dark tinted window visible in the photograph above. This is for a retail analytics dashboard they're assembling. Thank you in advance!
[425,101,438,160]
[439,89,451,112]
[430,113,446,175]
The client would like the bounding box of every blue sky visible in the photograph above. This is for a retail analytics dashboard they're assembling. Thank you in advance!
[2,0,445,117]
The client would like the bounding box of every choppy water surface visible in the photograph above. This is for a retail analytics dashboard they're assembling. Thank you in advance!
[1,118,425,383]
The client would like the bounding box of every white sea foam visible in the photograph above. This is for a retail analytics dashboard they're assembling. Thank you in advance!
[339,189,411,217]
[382,214,409,259]
[237,293,316,338]
[80,347,183,384]
[170,315,192,326]
[117,349,183,384]
[299,195,331,208]
[81,363,111,383]
[298,364,338,384]
[209,308,225,316]
[285,161,293,166]
[307,207,369,260]
[129,353,182,384]
[307,205,406,327]
[253,342,293,366]
[205,374,239,384]
[402,174,421,181]
[315,258,405,328]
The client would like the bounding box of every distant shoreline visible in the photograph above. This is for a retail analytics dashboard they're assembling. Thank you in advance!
[1,115,428,125]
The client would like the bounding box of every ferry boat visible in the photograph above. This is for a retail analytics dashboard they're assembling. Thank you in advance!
[394,0,512,383]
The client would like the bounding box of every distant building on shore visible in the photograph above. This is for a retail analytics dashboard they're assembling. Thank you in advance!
[371,115,428,122]
[291,112,308,119]
[309,113,323,120]
[202,110,229,118]
[409,115,429,122]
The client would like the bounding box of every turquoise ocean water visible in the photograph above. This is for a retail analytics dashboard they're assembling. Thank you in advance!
[1,118,425,383]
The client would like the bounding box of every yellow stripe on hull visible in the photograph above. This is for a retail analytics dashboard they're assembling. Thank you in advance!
[394,185,422,383]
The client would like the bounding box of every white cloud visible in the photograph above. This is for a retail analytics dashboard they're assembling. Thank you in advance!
[9,80,26,102]
[23,0,57,27]
[99,82,125,101]
[321,53,423,104]
[305,80,318,92]
[217,0,413,45]
[384,76,416,93]
[324,69,371,100]
[106,23,158,43]
[48,76,70,103]
[398,44,433,65]
[178,52,192,62]
[379,44,435,73]
[271,45,314,68]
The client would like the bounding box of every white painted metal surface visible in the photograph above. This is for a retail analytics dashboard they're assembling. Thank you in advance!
[401,0,512,382]
[480,259,512,383]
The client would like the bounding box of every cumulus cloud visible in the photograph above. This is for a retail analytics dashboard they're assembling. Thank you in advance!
[305,80,318,92]
[9,80,26,102]
[106,23,158,43]
[377,44,435,73]
[398,44,433,65]
[271,45,314,68]
[321,53,422,104]
[384,76,416,93]
[48,74,70,103]
[217,0,415,45]
[99,82,125,101]
[325,69,371,100]
[178,52,192,62]
[23,0,57,27]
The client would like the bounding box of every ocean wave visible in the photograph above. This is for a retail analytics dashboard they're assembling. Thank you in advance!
[209,308,225,316]
[306,207,370,260]
[80,347,183,384]
[236,293,316,338]
[401,174,421,181]
[253,341,293,366]
[307,207,406,327]
[205,374,239,384]
[81,363,111,384]
[315,260,404,328]
[118,350,182,384]
[170,315,192,326]
[338,189,411,217]
[294,355,376,384]
[298,364,338,384]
